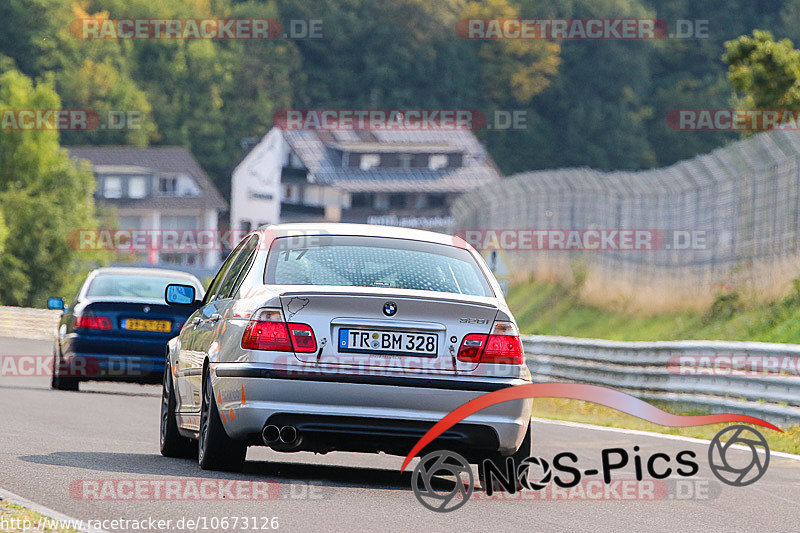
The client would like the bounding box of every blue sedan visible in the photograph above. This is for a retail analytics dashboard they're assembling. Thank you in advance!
[49,267,204,390]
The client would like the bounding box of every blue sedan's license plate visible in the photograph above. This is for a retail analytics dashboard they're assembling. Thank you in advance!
[338,329,438,356]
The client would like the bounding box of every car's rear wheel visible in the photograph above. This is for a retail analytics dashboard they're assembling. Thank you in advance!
[479,423,532,492]
[50,350,79,391]
[160,364,197,459]
[198,370,246,471]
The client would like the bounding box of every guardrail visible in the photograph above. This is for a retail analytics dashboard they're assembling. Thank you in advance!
[522,335,800,425]
[0,306,60,341]
[3,307,800,424]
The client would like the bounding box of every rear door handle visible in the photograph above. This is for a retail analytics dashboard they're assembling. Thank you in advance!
[207,313,222,324]
[191,317,202,328]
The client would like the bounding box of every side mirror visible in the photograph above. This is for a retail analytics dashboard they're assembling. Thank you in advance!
[165,284,198,306]
[47,297,65,310]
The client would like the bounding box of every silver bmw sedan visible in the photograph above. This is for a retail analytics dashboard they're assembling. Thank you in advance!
[161,223,532,474]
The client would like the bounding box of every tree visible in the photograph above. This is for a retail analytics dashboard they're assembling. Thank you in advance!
[490,0,656,173]
[723,30,800,110]
[0,68,107,306]
[23,3,159,146]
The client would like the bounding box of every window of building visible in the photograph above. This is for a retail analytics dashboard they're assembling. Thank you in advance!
[160,252,199,266]
[374,193,390,210]
[429,154,449,170]
[428,194,447,208]
[389,194,405,208]
[103,176,122,199]
[119,216,141,230]
[158,176,178,195]
[398,154,412,169]
[283,185,295,201]
[350,193,372,208]
[128,176,148,199]
[240,221,252,232]
[161,215,198,230]
[360,154,380,170]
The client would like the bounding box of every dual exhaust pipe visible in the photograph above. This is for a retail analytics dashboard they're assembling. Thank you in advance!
[262,424,300,446]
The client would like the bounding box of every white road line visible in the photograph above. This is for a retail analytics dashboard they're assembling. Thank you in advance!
[0,486,108,533]
[531,417,800,461]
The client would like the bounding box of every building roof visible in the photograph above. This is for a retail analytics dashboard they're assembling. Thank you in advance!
[328,142,464,153]
[281,129,500,193]
[68,146,227,210]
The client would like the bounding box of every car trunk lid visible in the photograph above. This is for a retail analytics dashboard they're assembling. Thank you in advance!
[278,289,498,373]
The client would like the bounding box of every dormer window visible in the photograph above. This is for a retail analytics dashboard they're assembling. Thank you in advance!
[360,154,380,170]
[158,176,178,195]
[103,176,122,199]
[429,154,448,170]
[128,176,148,199]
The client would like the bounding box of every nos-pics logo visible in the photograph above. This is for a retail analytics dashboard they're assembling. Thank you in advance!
[411,425,769,513]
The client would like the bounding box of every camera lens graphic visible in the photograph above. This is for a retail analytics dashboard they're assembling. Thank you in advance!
[411,450,474,512]
[708,425,770,487]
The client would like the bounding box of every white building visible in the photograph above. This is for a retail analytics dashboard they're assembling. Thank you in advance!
[69,146,227,275]
[229,128,284,232]
[230,127,501,233]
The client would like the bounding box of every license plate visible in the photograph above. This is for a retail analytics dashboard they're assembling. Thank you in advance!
[338,329,438,356]
[122,319,171,332]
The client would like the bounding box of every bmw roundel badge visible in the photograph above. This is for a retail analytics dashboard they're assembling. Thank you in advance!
[383,301,397,317]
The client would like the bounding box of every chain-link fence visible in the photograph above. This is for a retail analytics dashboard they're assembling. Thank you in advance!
[452,129,800,311]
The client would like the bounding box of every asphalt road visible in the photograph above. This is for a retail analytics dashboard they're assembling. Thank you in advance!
[1,336,799,533]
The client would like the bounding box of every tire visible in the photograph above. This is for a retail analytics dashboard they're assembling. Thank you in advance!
[479,423,532,492]
[160,364,197,459]
[51,350,79,391]
[198,369,246,471]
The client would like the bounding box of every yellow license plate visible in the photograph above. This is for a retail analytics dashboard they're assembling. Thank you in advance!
[124,319,171,332]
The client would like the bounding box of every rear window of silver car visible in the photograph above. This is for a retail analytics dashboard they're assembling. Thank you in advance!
[264,235,493,297]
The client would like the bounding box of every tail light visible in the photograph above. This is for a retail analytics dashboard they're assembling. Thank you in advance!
[457,321,523,364]
[241,309,317,353]
[457,334,487,362]
[288,323,317,353]
[75,315,113,330]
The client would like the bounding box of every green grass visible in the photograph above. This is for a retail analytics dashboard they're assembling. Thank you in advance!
[507,277,800,342]
[511,278,800,445]
[0,500,79,532]
[532,398,800,455]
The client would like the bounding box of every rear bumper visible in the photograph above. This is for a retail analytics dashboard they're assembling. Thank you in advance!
[211,362,532,457]
[59,332,168,382]
[65,333,171,357]
[58,352,163,382]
